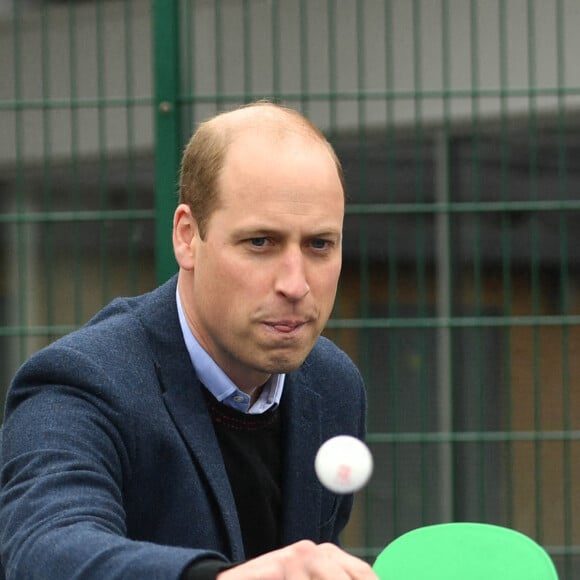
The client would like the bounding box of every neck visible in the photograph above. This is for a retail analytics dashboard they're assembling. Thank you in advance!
[247,382,266,406]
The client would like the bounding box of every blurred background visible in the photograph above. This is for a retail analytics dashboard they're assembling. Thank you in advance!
[1,0,580,576]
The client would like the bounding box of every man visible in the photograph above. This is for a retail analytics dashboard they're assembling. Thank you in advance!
[0,102,377,579]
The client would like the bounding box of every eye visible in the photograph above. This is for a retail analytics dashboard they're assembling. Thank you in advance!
[310,239,332,250]
[249,237,269,247]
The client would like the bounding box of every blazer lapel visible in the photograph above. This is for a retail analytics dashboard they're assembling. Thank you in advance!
[162,371,244,560]
[279,374,323,545]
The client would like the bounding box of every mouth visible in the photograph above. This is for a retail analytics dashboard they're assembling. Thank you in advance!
[264,320,309,335]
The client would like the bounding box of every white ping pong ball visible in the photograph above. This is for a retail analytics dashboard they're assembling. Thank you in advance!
[314,435,373,494]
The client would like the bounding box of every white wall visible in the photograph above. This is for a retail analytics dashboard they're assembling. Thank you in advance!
[0,0,154,164]
[1,0,580,165]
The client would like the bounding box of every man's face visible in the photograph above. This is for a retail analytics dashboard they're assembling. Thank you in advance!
[176,131,344,390]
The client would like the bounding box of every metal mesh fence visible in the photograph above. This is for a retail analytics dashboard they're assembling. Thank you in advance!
[2,0,580,576]
[0,0,157,395]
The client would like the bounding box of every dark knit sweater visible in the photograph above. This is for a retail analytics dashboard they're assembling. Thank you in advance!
[181,391,283,580]
[204,390,283,559]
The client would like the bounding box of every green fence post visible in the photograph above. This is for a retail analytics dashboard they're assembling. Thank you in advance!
[153,0,181,284]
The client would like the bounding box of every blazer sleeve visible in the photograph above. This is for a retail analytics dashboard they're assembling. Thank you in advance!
[0,345,225,580]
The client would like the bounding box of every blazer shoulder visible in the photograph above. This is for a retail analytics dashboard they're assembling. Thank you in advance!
[309,336,361,374]
[300,336,365,396]
[12,277,180,386]
[84,276,178,331]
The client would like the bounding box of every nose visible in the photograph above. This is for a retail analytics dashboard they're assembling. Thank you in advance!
[274,248,310,301]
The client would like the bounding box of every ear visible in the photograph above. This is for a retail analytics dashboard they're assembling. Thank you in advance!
[172,203,199,271]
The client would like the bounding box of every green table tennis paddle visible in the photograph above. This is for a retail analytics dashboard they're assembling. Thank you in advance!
[373,522,558,579]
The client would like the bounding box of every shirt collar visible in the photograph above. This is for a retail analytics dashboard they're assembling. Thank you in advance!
[176,287,285,414]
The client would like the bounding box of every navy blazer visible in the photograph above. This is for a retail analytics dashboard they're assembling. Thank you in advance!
[0,276,367,579]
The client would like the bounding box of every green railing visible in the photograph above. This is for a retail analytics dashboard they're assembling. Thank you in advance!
[2,1,580,577]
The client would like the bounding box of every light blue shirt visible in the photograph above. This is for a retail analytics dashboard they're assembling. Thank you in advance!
[176,289,285,414]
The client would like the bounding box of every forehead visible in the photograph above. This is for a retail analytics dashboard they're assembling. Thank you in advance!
[209,130,344,231]
[223,130,342,194]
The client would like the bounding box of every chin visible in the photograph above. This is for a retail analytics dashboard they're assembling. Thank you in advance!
[261,352,310,374]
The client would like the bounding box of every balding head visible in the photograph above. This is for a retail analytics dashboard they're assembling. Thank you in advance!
[178,101,344,239]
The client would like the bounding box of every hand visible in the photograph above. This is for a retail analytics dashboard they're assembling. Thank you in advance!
[217,540,378,579]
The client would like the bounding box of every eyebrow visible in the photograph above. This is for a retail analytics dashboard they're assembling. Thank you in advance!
[233,227,342,240]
